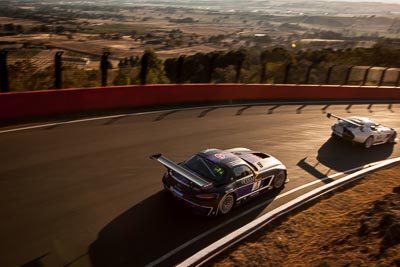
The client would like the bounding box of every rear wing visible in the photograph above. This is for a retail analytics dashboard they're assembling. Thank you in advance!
[150,154,213,189]
[327,113,362,127]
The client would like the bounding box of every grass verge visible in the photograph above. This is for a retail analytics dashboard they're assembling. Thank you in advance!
[209,165,400,267]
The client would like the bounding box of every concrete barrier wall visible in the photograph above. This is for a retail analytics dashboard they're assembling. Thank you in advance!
[1,84,400,121]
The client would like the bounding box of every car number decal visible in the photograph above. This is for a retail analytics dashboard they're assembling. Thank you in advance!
[251,180,263,191]
[234,175,274,201]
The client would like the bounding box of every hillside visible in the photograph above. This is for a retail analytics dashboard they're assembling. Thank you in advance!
[210,165,400,266]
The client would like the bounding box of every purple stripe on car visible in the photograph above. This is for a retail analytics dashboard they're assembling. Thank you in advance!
[235,184,253,198]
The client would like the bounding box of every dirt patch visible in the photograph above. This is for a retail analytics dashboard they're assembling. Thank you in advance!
[0,16,40,26]
[209,165,400,267]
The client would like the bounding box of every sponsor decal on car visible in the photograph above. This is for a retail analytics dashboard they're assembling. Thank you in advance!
[214,153,225,160]
[240,176,255,185]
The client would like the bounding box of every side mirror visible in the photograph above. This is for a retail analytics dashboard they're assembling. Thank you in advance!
[327,113,332,118]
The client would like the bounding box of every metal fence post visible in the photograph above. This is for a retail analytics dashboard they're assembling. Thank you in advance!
[140,52,149,85]
[235,59,243,83]
[362,66,372,86]
[343,66,353,85]
[207,54,217,83]
[378,68,388,86]
[101,52,110,87]
[260,61,267,84]
[283,63,291,84]
[176,55,185,84]
[325,65,334,84]
[0,51,9,92]
[54,51,63,89]
[304,64,313,84]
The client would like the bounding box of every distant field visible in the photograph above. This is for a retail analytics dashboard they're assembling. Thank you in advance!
[0,16,40,26]
[1,1,400,62]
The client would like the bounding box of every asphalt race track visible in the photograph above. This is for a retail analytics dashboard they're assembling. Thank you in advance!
[0,102,399,267]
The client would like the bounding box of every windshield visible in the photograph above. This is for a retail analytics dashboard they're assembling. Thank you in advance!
[184,155,226,183]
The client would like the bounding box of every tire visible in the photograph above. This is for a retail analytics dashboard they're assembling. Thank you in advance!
[273,171,286,189]
[218,194,235,215]
[388,132,397,143]
[364,136,374,149]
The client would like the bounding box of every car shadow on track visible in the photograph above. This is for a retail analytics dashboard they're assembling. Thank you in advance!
[316,137,395,172]
[88,188,282,267]
[297,157,333,183]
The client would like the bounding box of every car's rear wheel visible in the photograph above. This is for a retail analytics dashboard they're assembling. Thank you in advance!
[218,194,235,215]
[273,171,286,189]
[364,136,374,148]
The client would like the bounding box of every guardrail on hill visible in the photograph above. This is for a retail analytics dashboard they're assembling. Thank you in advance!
[1,84,400,122]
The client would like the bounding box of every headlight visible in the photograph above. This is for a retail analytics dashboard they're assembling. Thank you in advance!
[196,193,220,199]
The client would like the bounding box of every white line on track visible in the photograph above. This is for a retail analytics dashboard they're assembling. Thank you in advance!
[1,100,398,134]
[145,161,382,267]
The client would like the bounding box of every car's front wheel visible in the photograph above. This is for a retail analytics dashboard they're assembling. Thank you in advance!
[273,171,286,189]
[364,136,374,149]
[218,194,235,215]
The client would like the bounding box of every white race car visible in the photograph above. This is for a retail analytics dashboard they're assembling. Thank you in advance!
[327,113,397,148]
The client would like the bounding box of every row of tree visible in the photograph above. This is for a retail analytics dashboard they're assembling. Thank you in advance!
[113,42,400,86]
[2,41,400,92]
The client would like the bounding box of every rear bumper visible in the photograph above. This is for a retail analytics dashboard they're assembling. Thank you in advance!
[162,180,216,216]
[332,129,354,141]
[333,132,350,141]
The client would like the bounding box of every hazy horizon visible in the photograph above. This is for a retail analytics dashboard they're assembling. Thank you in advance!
[327,0,399,3]
[118,0,400,6]
[132,0,400,3]
[85,0,400,3]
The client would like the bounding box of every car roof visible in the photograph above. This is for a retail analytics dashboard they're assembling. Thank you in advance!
[198,149,248,169]
[347,117,376,126]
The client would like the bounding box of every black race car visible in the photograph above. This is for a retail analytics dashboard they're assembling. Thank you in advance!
[150,148,288,216]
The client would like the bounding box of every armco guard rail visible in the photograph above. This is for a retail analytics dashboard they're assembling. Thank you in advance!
[1,84,400,121]
[177,157,400,267]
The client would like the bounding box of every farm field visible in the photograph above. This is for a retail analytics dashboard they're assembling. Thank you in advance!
[1,0,400,61]
[1,0,400,91]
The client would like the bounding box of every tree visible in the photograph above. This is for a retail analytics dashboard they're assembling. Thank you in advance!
[113,70,129,85]
[3,23,15,32]
[138,48,169,84]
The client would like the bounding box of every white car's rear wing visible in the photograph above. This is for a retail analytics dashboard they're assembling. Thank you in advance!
[150,154,213,189]
[327,113,363,127]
